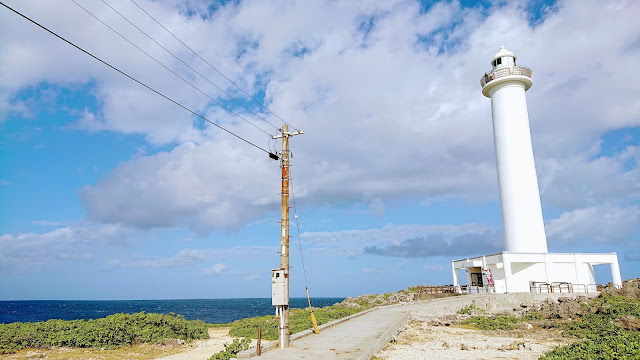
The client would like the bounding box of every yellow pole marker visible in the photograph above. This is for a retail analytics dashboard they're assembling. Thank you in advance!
[306,288,320,334]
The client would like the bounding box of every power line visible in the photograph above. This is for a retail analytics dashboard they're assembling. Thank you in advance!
[0,1,279,159]
[128,0,300,131]
[97,0,279,132]
[72,0,272,137]
[290,174,310,291]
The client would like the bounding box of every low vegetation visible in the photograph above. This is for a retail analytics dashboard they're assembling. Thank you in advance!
[540,290,640,359]
[208,337,250,360]
[0,312,209,354]
[462,315,520,330]
[456,303,485,315]
[0,284,439,357]
[228,304,367,340]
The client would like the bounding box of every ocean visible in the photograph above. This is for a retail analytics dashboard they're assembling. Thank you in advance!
[0,298,344,324]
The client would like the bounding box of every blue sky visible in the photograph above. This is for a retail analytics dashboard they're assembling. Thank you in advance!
[1,0,639,300]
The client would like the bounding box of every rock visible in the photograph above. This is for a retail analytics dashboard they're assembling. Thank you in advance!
[461,343,469,350]
[617,315,640,331]
[442,341,450,349]
[520,303,528,308]
[557,297,570,303]
[500,340,526,351]
[601,278,640,300]
[517,322,533,330]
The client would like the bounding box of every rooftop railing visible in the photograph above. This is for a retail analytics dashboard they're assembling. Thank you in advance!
[480,65,532,87]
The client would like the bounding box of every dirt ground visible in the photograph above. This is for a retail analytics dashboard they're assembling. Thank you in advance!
[375,318,571,360]
[1,328,234,360]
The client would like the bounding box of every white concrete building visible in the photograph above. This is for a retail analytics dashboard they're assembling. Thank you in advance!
[451,46,622,294]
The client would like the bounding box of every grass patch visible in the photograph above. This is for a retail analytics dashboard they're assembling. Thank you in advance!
[461,315,520,330]
[0,312,209,354]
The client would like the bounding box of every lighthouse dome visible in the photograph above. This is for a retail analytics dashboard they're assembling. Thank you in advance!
[491,45,517,69]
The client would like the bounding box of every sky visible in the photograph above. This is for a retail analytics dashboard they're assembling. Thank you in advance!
[0,0,639,300]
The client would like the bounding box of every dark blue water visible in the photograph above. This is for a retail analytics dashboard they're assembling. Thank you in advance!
[0,298,344,324]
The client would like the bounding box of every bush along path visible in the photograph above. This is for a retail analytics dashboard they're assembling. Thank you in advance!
[0,312,209,354]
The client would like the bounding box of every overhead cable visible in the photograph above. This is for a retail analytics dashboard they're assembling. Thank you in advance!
[289,174,310,291]
[97,0,279,132]
[128,0,300,131]
[0,1,278,159]
[71,0,271,137]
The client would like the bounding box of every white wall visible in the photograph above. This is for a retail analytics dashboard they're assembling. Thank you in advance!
[508,262,547,292]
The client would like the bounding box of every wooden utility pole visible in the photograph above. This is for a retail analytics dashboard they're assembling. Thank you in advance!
[271,124,303,349]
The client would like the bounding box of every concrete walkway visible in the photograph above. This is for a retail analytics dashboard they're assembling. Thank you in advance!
[236,292,588,360]
[244,303,415,360]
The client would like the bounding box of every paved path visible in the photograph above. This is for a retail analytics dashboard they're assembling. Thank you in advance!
[251,303,418,360]
[237,292,576,360]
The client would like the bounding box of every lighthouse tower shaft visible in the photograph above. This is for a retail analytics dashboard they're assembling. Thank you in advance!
[481,46,548,254]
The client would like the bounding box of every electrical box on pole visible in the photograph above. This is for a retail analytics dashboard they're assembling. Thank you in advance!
[271,269,288,306]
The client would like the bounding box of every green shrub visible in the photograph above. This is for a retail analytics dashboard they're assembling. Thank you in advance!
[208,337,250,360]
[228,305,364,340]
[457,304,485,315]
[0,312,209,354]
[540,293,640,359]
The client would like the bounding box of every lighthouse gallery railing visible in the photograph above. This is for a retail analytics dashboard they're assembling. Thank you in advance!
[480,65,532,87]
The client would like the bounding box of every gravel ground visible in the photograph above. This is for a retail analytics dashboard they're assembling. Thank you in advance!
[375,318,570,360]
[153,328,236,360]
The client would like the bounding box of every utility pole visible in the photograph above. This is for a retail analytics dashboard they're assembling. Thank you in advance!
[271,124,303,349]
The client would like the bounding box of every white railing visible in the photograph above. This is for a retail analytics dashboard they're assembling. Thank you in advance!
[480,65,532,87]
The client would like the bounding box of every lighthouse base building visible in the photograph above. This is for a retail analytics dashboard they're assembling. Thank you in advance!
[452,252,622,294]
[452,46,622,294]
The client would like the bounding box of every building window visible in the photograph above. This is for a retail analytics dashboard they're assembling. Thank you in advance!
[496,58,502,66]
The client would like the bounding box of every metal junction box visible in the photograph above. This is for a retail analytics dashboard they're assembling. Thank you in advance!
[272,269,288,306]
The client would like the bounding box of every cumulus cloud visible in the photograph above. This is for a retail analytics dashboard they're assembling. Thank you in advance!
[80,141,280,234]
[200,263,227,276]
[0,223,133,272]
[364,229,501,258]
[2,0,639,238]
[301,223,500,258]
[112,245,275,268]
[546,204,640,247]
[538,146,640,210]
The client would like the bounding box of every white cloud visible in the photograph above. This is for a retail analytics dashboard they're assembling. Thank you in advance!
[302,223,493,247]
[200,263,227,276]
[538,145,640,210]
[300,223,501,258]
[0,180,10,186]
[0,223,133,272]
[546,204,640,247]
[80,140,280,234]
[113,245,275,269]
[423,264,443,271]
[1,0,639,242]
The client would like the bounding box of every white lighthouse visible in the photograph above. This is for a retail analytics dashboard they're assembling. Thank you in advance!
[482,45,548,254]
[451,46,622,294]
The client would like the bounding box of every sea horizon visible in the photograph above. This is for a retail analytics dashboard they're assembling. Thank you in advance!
[0,297,346,325]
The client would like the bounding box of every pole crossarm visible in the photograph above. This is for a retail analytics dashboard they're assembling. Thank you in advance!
[271,130,304,139]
